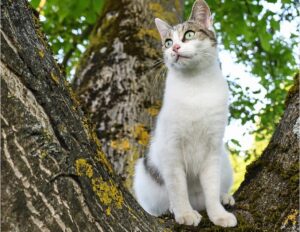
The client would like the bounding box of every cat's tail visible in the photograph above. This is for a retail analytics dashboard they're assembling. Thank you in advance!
[133,158,169,216]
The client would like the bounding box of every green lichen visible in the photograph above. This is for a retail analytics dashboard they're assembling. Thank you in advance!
[38,49,44,58]
[285,72,299,106]
[289,173,299,184]
[50,71,59,85]
[39,150,47,159]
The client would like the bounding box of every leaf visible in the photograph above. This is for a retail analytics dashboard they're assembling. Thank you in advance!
[231,139,241,147]
[270,18,280,31]
[30,0,40,8]
[86,12,97,24]
[259,33,271,52]
[92,0,104,14]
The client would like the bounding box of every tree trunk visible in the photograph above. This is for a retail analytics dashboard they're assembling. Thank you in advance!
[1,0,299,231]
[72,0,183,190]
[1,1,164,231]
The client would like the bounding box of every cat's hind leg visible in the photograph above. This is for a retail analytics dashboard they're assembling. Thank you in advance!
[220,152,235,207]
[133,158,169,216]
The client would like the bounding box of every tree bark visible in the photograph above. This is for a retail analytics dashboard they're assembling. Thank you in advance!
[233,73,299,231]
[1,0,299,231]
[72,0,183,190]
[1,1,164,231]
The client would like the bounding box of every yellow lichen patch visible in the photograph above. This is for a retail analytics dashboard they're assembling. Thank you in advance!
[283,209,299,226]
[87,130,113,173]
[137,28,160,41]
[132,124,150,146]
[96,149,113,174]
[50,71,59,85]
[92,177,123,211]
[92,131,101,147]
[149,2,164,17]
[81,117,93,141]
[174,0,182,13]
[106,207,111,216]
[38,49,44,58]
[147,102,161,117]
[110,138,131,151]
[39,150,47,159]
[124,149,140,190]
[147,107,159,117]
[148,2,176,23]
[163,229,172,232]
[142,44,159,58]
[67,83,81,107]
[75,159,94,178]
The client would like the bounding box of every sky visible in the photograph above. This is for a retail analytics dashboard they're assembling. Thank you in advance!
[221,0,300,155]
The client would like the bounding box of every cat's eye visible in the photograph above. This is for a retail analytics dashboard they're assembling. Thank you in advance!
[165,39,173,48]
[184,30,195,41]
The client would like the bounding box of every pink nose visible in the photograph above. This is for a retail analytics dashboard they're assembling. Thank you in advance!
[172,44,181,53]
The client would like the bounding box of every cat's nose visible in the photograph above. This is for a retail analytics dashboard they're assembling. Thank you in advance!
[172,44,181,53]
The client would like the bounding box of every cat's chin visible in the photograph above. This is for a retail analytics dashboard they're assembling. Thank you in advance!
[168,60,201,73]
[167,55,218,74]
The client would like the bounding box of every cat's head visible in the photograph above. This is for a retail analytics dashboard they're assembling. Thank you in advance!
[155,0,217,72]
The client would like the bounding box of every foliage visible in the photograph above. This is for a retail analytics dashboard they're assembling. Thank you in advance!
[30,0,105,76]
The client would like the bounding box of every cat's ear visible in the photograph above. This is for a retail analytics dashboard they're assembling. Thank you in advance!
[189,0,212,28]
[155,18,172,40]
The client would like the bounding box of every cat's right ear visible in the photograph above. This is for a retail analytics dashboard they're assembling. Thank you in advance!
[189,0,212,28]
[155,18,172,40]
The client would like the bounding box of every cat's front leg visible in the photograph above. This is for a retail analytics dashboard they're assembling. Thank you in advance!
[162,165,202,226]
[200,155,237,227]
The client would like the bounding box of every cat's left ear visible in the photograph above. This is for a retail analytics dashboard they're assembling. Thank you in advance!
[155,18,172,40]
[189,0,212,28]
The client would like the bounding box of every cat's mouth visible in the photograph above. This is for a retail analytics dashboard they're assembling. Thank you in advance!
[175,54,190,62]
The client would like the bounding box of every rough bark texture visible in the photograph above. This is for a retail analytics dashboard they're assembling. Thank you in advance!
[1,1,165,231]
[232,73,300,231]
[72,0,183,190]
[1,0,299,231]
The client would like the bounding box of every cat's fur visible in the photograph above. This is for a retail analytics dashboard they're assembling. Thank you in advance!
[133,0,237,227]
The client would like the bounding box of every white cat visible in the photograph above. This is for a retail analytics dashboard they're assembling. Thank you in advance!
[133,0,237,227]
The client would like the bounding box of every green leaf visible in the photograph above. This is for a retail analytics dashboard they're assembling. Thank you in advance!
[231,139,241,147]
[86,12,97,24]
[30,0,40,8]
[92,0,104,14]
[270,18,280,31]
[259,33,271,51]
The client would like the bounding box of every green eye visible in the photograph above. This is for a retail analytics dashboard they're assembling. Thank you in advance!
[165,39,173,48]
[184,30,195,40]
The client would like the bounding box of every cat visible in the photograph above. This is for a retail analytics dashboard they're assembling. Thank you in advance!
[133,0,237,228]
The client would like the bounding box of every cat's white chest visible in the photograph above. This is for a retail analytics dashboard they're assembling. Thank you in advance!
[162,71,228,121]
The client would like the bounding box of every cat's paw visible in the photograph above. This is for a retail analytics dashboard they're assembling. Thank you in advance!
[221,194,235,206]
[175,210,202,226]
[210,212,237,227]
